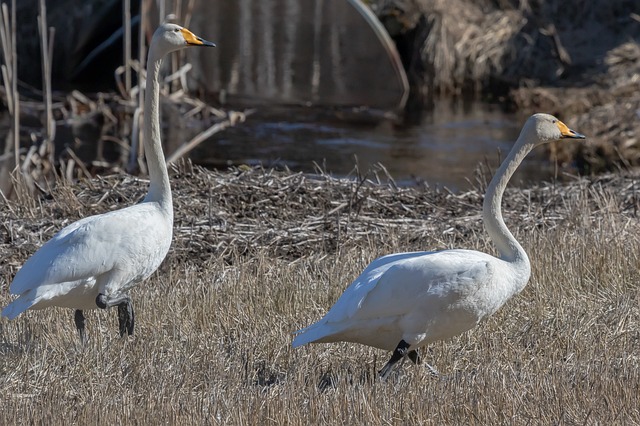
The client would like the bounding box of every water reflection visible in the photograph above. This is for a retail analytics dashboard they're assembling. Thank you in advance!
[193,100,556,191]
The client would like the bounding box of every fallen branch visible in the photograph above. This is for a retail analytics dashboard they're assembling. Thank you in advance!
[166,110,254,165]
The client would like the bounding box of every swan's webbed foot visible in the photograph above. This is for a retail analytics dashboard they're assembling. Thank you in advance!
[74,309,87,344]
[117,300,135,337]
[379,339,411,379]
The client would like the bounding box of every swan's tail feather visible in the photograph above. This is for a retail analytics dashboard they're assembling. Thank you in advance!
[291,328,312,348]
[292,321,333,347]
[1,295,36,320]
[291,331,314,348]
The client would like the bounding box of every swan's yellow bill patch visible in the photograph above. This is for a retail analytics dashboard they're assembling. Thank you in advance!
[556,120,571,135]
[556,120,586,139]
[181,28,204,45]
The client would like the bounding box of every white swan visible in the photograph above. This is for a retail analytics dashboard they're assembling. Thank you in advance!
[1,24,215,342]
[292,113,585,378]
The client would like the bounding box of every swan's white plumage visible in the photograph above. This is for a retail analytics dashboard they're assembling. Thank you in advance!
[293,249,523,351]
[2,24,215,332]
[292,113,585,374]
[3,203,171,318]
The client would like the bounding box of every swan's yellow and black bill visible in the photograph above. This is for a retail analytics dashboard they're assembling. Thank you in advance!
[180,28,216,47]
[556,120,586,139]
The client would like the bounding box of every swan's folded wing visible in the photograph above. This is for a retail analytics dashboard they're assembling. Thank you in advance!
[319,251,434,324]
[9,217,116,294]
[9,205,166,295]
[346,250,494,322]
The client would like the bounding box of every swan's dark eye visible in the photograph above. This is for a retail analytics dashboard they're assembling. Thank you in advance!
[174,28,180,32]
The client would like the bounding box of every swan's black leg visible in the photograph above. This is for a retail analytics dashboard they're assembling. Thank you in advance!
[74,309,87,344]
[96,293,135,337]
[408,349,421,365]
[379,340,411,379]
[96,293,131,309]
[117,300,135,337]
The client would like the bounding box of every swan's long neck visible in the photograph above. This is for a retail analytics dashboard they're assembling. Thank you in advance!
[482,134,533,271]
[142,49,172,216]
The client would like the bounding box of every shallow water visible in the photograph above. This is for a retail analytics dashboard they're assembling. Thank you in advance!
[0,100,558,193]
[193,100,557,191]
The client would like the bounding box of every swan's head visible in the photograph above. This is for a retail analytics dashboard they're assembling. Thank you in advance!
[525,113,585,145]
[151,23,216,56]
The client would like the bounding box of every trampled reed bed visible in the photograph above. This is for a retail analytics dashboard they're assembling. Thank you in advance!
[0,166,638,424]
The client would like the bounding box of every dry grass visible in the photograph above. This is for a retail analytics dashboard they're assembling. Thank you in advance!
[377,0,639,95]
[0,166,639,424]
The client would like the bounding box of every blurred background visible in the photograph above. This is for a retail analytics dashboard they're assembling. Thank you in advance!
[1,0,639,195]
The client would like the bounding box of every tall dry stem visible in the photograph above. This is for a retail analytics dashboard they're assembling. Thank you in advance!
[37,0,55,156]
[0,0,19,199]
[123,0,132,96]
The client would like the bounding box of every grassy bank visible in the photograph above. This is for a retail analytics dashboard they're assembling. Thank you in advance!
[377,0,640,173]
[0,166,638,424]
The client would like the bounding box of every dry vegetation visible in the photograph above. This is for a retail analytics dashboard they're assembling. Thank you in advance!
[0,165,639,424]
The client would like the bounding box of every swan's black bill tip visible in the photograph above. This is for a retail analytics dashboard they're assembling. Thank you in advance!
[197,38,216,47]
